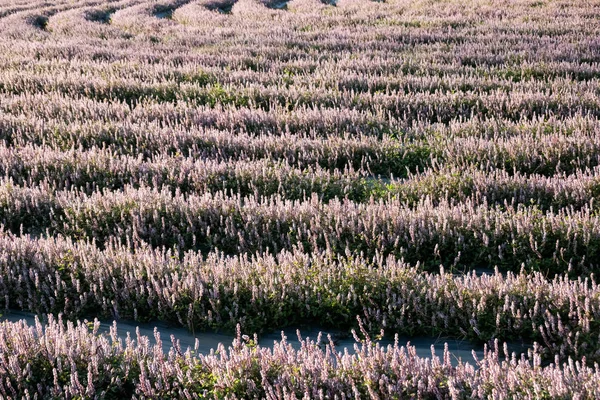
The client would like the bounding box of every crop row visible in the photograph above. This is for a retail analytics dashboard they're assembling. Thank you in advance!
[3,316,599,398]
[4,91,597,140]
[1,232,600,363]
[5,56,600,97]
[7,42,599,90]
[1,182,600,275]
[2,71,600,124]
[0,144,369,201]
[3,144,600,210]
[4,113,600,178]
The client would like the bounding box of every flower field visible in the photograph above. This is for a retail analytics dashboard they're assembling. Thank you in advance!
[1,0,600,397]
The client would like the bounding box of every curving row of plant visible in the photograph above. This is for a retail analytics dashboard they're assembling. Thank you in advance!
[2,315,599,398]
[1,233,600,363]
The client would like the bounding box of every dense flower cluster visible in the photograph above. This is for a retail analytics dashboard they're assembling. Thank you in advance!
[1,0,599,396]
